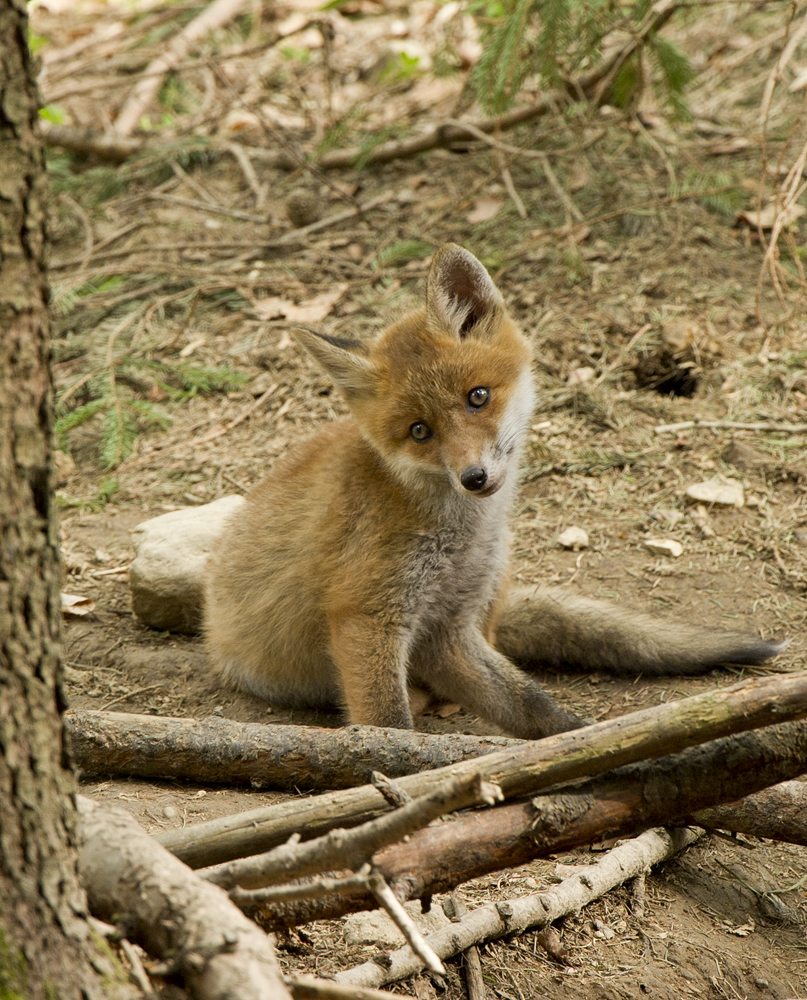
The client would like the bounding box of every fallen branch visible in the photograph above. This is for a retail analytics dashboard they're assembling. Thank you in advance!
[113,0,248,137]
[204,773,502,891]
[365,871,446,977]
[693,779,807,845]
[444,894,486,1000]
[654,419,807,434]
[284,977,406,999]
[239,718,807,930]
[65,708,519,790]
[76,796,291,1000]
[336,827,702,989]
[156,670,807,869]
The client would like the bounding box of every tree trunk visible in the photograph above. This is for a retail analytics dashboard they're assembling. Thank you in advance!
[0,4,108,994]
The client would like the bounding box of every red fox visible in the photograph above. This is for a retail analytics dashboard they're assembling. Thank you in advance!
[204,244,780,739]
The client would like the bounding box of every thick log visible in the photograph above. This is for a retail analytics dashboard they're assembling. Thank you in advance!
[240,719,807,930]
[76,797,290,1000]
[156,670,807,869]
[693,779,807,844]
[65,709,518,790]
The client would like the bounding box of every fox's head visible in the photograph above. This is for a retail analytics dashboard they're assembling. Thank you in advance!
[295,244,534,498]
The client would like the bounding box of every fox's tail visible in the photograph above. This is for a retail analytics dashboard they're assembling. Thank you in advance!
[495,587,783,676]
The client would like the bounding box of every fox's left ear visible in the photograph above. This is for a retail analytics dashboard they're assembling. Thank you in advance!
[426,243,504,339]
[293,327,377,398]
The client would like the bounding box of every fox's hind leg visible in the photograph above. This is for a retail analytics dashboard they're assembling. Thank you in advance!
[412,628,584,739]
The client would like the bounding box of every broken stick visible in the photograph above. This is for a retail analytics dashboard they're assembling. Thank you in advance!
[336,827,702,989]
[76,796,291,1000]
[157,670,807,869]
[239,718,807,930]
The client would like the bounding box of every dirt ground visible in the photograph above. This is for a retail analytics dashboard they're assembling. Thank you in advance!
[34,0,807,994]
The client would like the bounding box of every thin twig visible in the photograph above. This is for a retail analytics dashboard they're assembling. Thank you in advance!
[537,152,584,224]
[188,383,279,446]
[366,871,446,978]
[113,0,248,136]
[146,191,268,224]
[283,974,404,999]
[444,894,486,1000]
[654,419,807,435]
[203,772,502,891]
[230,867,373,909]
[336,828,702,989]
[371,771,414,808]
[120,939,152,994]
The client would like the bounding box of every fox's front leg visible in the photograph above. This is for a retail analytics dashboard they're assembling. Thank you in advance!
[415,628,584,739]
[328,614,414,730]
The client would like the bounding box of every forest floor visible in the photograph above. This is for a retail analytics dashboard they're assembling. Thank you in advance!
[34,0,807,995]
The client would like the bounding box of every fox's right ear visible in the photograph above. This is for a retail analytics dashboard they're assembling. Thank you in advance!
[427,243,504,339]
[293,327,377,398]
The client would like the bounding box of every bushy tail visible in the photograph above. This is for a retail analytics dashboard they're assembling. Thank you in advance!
[495,587,783,676]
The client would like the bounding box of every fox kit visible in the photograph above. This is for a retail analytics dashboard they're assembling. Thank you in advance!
[204,244,779,739]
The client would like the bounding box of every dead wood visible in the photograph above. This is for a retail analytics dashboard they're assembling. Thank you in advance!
[693,779,807,844]
[444,894,486,1000]
[336,827,703,989]
[204,773,501,891]
[283,977,405,999]
[156,670,807,869]
[238,718,807,930]
[76,796,291,1000]
[41,3,676,167]
[65,708,518,789]
[113,0,247,136]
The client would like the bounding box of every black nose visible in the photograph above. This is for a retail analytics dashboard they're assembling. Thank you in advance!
[460,466,488,492]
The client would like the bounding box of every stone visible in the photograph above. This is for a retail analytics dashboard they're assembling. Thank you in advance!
[685,478,744,508]
[557,526,589,550]
[644,538,683,558]
[129,495,245,633]
[342,900,450,947]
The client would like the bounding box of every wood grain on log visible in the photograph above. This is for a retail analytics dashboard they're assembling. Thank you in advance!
[241,719,807,930]
[65,709,518,789]
[693,778,807,844]
[155,671,807,869]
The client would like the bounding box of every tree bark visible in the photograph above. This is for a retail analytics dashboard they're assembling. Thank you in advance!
[235,719,807,930]
[693,779,807,844]
[0,3,106,995]
[65,708,519,789]
[157,670,807,869]
[77,797,291,1000]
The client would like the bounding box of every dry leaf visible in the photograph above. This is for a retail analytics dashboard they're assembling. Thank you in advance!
[467,196,503,224]
[61,593,96,616]
[736,203,805,229]
[253,284,349,323]
[568,160,589,192]
[433,702,461,719]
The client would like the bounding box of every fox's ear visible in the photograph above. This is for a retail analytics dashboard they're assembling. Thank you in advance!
[293,327,377,398]
[426,243,504,339]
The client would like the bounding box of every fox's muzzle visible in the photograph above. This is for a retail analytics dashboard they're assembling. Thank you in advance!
[460,466,488,492]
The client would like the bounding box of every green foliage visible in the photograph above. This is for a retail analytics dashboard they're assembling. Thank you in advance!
[350,123,403,170]
[471,0,694,118]
[28,30,49,55]
[649,35,695,120]
[378,51,422,85]
[38,104,66,124]
[57,477,120,512]
[668,169,744,219]
[376,240,434,268]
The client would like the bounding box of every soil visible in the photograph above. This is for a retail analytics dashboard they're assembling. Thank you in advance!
[35,0,807,994]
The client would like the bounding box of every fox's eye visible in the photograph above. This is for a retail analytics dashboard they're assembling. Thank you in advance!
[468,386,490,409]
[410,422,433,442]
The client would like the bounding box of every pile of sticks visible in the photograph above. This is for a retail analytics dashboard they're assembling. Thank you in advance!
[72,670,807,998]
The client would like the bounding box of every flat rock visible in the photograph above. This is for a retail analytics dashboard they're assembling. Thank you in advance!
[644,538,684,558]
[129,495,244,633]
[557,526,589,550]
[685,478,744,508]
[343,900,450,947]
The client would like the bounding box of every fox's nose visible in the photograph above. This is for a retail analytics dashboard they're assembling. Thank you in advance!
[460,466,488,492]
